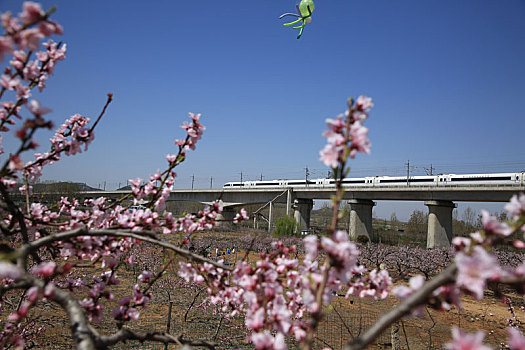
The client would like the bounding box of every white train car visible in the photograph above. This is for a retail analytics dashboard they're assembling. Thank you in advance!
[438,173,523,186]
[223,172,524,189]
[373,175,436,187]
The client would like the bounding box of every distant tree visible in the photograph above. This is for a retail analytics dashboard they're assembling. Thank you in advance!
[462,207,476,228]
[407,210,427,234]
[339,203,351,228]
[272,215,298,238]
[389,212,399,228]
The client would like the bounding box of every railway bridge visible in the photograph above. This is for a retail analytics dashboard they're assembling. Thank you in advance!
[79,184,525,248]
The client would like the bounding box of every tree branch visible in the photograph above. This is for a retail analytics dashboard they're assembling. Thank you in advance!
[93,328,217,350]
[16,226,232,271]
[345,264,457,350]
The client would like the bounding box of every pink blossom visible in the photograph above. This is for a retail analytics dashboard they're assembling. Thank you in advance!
[19,28,44,51]
[27,99,51,116]
[20,2,44,24]
[469,231,484,244]
[38,21,62,36]
[505,194,525,221]
[0,36,14,61]
[138,271,152,283]
[393,275,424,300]
[126,308,140,320]
[251,331,286,350]
[22,60,39,80]
[481,210,512,237]
[0,74,18,90]
[18,184,32,195]
[349,121,370,158]
[455,246,500,300]
[8,301,31,322]
[432,284,462,310]
[26,286,40,302]
[32,261,56,278]
[10,50,26,70]
[303,235,318,261]
[179,112,205,150]
[319,142,343,168]
[189,112,201,121]
[508,327,525,350]
[355,95,374,111]
[8,155,24,171]
[1,12,21,33]
[246,308,265,330]
[452,237,471,252]
[325,114,345,133]
[445,326,491,350]
[0,262,22,280]
[233,208,249,223]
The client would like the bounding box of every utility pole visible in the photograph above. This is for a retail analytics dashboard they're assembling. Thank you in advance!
[103,181,106,191]
[305,166,310,186]
[405,160,410,186]
[191,175,194,190]
[425,164,435,176]
[260,173,263,181]
[210,177,213,189]
[240,172,243,183]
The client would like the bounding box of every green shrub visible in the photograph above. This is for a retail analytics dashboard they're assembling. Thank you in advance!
[272,215,298,238]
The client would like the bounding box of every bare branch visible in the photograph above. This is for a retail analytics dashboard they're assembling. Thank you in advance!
[184,287,206,322]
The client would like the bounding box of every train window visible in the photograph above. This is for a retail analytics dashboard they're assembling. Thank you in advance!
[342,179,365,184]
[450,176,511,182]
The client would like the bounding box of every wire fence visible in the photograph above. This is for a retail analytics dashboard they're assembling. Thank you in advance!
[109,296,393,350]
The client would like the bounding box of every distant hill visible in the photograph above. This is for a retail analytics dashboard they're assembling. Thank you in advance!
[311,206,333,217]
[32,182,101,193]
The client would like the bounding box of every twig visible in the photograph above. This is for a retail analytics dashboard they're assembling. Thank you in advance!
[426,308,436,348]
[314,336,333,349]
[240,233,258,262]
[401,321,410,350]
[333,304,354,338]
[88,94,112,133]
[213,315,225,341]
[23,173,31,216]
[184,287,206,322]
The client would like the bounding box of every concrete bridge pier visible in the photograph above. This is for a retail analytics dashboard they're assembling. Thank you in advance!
[268,201,274,233]
[216,206,235,227]
[425,200,456,248]
[293,199,313,231]
[348,199,376,242]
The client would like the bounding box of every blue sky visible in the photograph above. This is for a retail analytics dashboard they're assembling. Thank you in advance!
[1,0,524,219]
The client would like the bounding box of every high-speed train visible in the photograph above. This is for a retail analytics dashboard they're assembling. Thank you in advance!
[223,172,525,189]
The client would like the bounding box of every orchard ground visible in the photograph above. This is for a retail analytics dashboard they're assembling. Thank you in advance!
[29,229,523,349]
